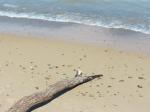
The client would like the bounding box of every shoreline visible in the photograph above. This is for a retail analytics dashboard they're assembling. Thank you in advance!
[0,16,150,55]
[1,33,150,57]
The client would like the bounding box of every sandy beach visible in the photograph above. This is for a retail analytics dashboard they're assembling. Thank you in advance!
[0,34,150,112]
[1,1,150,112]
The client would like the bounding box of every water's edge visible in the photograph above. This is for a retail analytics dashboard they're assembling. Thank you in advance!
[0,16,150,55]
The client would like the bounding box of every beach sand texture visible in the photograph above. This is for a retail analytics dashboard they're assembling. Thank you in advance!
[0,35,150,112]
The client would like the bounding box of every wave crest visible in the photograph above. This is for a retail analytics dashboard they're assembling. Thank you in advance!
[0,11,149,35]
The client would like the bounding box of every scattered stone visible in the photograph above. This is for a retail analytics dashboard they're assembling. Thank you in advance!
[124,64,128,68]
[138,77,144,80]
[107,85,112,88]
[34,65,38,68]
[98,95,102,97]
[22,67,26,70]
[83,55,87,58]
[137,85,143,88]
[78,67,81,69]
[110,77,115,80]
[49,67,52,69]
[119,80,125,82]
[80,93,86,96]
[104,49,108,53]
[31,75,34,78]
[45,77,50,80]
[96,84,100,87]
[97,91,100,93]
[79,58,82,61]
[55,66,59,68]
[47,64,51,66]
[35,87,39,90]
[67,65,73,67]
[73,69,76,71]
[30,61,34,64]
[113,93,117,96]
[113,104,118,107]
[5,64,9,66]
[62,64,65,67]
[106,91,110,93]
[139,94,143,97]
[128,76,133,79]
[136,90,139,92]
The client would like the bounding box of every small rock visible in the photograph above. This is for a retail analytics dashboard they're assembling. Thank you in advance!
[138,77,144,80]
[35,87,39,90]
[119,80,124,82]
[137,85,143,88]
[128,76,133,79]
[47,64,51,66]
[55,66,59,68]
[45,77,50,80]
[80,93,86,96]
[96,84,100,87]
[107,85,112,88]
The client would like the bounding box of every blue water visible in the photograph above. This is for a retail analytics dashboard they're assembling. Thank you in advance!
[0,0,150,34]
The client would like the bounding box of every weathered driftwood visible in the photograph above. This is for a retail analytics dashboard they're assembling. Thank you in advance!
[7,70,103,112]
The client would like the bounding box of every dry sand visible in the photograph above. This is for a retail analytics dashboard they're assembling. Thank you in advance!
[0,34,150,112]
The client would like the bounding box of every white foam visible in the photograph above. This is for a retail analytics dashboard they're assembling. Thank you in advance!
[3,4,18,8]
[0,11,150,35]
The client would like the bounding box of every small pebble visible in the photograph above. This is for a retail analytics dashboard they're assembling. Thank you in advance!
[138,77,144,80]
[137,85,143,88]
[107,85,112,88]
[35,87,39,90]
[119,80,124,82]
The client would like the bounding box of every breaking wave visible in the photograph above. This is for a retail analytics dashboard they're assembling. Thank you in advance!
[0,10,150,34]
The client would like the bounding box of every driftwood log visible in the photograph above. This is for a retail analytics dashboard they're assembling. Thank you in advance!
[7,70,103,112]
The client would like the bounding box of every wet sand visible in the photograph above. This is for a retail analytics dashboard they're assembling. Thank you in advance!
[0,34,150,112]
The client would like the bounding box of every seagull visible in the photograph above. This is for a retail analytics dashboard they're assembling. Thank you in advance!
[75,69,83,77]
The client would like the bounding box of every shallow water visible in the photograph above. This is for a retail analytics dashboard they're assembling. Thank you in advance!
[0,16,150,55]
[0,0,150,34]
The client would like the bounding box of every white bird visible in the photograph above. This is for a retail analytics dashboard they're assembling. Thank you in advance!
[75,69,83,77]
